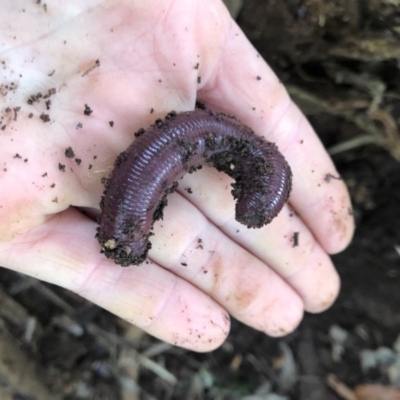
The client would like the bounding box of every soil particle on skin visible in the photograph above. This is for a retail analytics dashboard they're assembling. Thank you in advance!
[81,59,100,77]
[154,118,164,129]
[27,92,43,105]
[50,183,55,188]
[65,147,75,158]
[83,104,93,116]
[43,88,56,99]
[0,105,20,129]
[14,153,21,159]
[75,158,81,165]
[325,173,342,182]
[40,113,50,123]
[292,231,299,247]
[13,107,21,121]
[1,82,19,97]
[109,121,114,127]
[58,163,65,172]
[76,123,83,129]
[134,128,145,138]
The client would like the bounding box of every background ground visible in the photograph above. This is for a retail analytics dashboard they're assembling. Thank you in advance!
[1,1,400,399]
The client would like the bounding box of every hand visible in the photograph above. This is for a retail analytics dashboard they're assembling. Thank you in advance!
[0,0,354,351]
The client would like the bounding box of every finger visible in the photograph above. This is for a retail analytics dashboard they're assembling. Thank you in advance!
[179,166,340,313]
[149,192,305,336]
[196,16,354,254]
[263,102,355,254]
[0,208,230,352]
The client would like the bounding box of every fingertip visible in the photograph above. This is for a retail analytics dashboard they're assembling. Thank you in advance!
[137,276,232,352]
[163,309,231,352]
[255,284,305,338]
[191,313,231,352]
[264,297,304,338]
[329,210,355,255]
[318,188,356,255]
[304,264,341,314]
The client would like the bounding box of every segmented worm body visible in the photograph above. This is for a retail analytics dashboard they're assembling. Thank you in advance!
[96,108,292,266]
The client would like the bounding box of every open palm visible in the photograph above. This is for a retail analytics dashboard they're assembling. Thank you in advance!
[0,0,354,351]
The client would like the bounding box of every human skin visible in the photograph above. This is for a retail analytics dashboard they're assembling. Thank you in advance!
[0,0,354,351]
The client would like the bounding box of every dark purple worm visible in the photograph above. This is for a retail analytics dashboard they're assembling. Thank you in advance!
[96,107,292,266]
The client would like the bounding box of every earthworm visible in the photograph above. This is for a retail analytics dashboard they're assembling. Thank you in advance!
[96,107,292,266]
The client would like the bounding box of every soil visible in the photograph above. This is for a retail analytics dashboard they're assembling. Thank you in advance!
[1,1,400,399]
